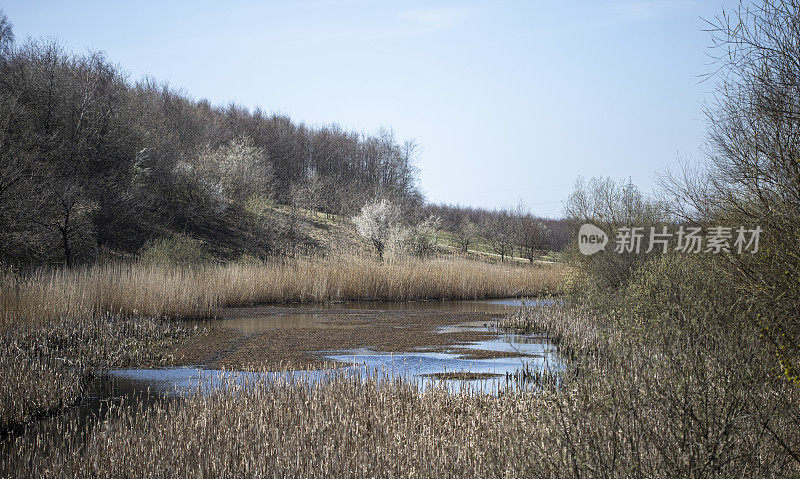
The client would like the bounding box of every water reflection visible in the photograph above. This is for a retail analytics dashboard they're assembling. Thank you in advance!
[188,299,549,333]
[188,298,555,333]
[103,330,561,394]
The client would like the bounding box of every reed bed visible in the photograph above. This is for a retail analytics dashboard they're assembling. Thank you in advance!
[1,257,564,325]
[0,314,196,433]
[0,256,560,436]
[499,304,800,477]
[2,370,553,478]
[5,304,799,477]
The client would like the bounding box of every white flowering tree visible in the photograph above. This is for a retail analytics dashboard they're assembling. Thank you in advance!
[353,198,402,260]
[194,135,274,203]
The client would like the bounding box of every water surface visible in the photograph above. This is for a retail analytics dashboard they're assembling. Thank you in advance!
[115,298,558,393]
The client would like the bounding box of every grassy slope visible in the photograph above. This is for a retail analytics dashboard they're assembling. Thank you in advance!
[146,201,565,266]
[435,230,563,264]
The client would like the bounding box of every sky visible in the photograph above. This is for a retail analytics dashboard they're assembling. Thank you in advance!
[2,0,745,217]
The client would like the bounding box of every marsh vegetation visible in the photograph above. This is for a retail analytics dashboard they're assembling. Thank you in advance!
[4,303,798,477]
[3,0,800,477]
[1,257,562,325]
[0,313,194,433]
[0,259,561,434]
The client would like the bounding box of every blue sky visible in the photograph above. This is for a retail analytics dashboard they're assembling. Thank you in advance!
[2,0,744,217]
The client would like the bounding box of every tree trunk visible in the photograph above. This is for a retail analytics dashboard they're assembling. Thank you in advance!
[61,225,72,268]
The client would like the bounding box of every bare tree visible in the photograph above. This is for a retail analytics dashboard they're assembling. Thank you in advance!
[33,181,97,267]
[296,167,322,217]
[408,215,441,257]
[0,9,426,266]
[484,211,514,262]
[453,214,478,253]
[519,217,549,262]
[0,10,13,63]
[564,177,664,290]
[660,0,800,384]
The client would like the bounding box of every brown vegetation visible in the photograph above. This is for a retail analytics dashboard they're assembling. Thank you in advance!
[0,256,561,434]
[6,300,798,477]
[1,257,565,326]
[177,306,507,370]
[0,313,195,433]
[498,304,800,476]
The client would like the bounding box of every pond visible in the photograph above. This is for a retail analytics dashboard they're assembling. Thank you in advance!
[2,298,560,449]
[108,298,560,394]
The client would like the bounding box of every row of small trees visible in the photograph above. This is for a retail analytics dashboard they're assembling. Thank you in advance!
[423,203,569,261]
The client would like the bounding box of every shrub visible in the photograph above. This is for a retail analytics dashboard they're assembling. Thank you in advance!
[620,254,742,332]
[408,215,441,258]
[563,177,666,292]
[138,235,212,265]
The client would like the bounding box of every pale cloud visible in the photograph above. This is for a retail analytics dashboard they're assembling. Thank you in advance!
[540,0,700,33]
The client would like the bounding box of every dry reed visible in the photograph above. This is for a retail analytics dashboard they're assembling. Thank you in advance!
[2,370,552,478]
[5,304,799,477]
[0,256,561,435]
[1,257,564,325]
[0,314,196,433]
[500,304,800,476]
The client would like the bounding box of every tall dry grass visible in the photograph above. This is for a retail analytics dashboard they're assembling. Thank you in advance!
[1,370,548,478]
[6,319,799,479]
[4,304,799,477]
[0,256,560,433]
[0,314,195,433]
[1,257,564,325]
[501,304,800,476]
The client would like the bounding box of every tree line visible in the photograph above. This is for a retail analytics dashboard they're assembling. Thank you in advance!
[422,203,570,260]
[0,11,422,266]
[0,10,567,268]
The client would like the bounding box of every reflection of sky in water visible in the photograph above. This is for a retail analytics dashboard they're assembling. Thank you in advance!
[109,336,561,395]
[110,300,562,395]
[457,336,554,356]
[487,298,560,307]
[324,346,562,392]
